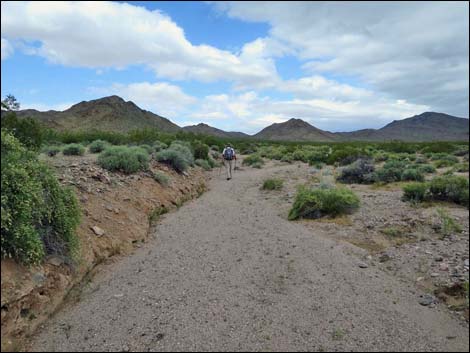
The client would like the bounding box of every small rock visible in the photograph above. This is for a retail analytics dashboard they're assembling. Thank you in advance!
[434,256,443,262]
[419,294,436,306]
[430,273,440,277]
[32,272,46,285]
[425,250,433,255]
[379,253,391,263]
[358,262,368,269]
[439,263,449,271]
[46,256,64,267]
[416,277,424,282]
[91,226,105,236]
[464,259,469,267]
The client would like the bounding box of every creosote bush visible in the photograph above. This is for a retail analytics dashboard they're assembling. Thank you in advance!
[195,158,211,170]
[153,171,170,186]
[288,185,360,220]
[262,178,284,190]
[337,158,375,184]
[88,139,110,153]
[98,146,149,174]
[62,143,85,156]
[1,131,81,264]
[243,154,264,167]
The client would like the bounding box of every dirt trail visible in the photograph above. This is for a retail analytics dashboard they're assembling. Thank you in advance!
[28,163,469,352]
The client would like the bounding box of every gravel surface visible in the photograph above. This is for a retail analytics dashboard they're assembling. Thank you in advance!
[28,164,469,352]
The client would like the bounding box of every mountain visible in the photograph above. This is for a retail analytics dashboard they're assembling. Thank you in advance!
[183,123,250,139]
[14,95,180,133]
[7,96,468,142]
[253,118,338,142]
[337,112,469,141]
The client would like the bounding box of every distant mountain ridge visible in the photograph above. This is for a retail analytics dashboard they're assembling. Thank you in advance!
[183,123,250,139]
[6,96,469,142]
[254,118,338,142]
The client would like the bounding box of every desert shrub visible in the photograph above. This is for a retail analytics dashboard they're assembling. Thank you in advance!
[207,157,217,168]
[210,145,220,152]
[416,164,436,174]
[453,145,469,156]
[428,176,469,207]
[337,158,375,184]
[1,113,44,150]
[139,144,153,154]
[288,186,360,220]
[153,171,170,186]
[374,160,407,183]
[153,141,168,152]
[243,154,264,167]
[169,141,195,165]
[262,178,283,190]
[195,158,211,170]
[327,147,369,166]
[374,152,389,163]
[402,182,429,202]
[307,150,329,164]
[401,168,425,182]
[156,149,190,173]
[62,143,85,156]
[42,145,61,157]
[281,153,293,163]
[251,162,263,169]
[452,163,469,173]
[434,159,458,168]
[436,208,462,238]
[415,156,428,164]
[1,131,81,264]
[98,146,149,174]
[192,141,209,160]
[88,139,110,153]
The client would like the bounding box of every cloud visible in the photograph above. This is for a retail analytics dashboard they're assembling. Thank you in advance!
[215,1,469,117]
[1,1,279,88]
[1,38,13,60]
[21,101,74,112]
[184,86,429,133]
[89,81,197,119]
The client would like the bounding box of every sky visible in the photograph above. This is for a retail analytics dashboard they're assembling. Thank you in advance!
[1,1,469,134]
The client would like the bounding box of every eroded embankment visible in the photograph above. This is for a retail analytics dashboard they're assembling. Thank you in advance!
[1,155,206,351]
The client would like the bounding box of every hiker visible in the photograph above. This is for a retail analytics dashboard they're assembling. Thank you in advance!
[222,144,236,180]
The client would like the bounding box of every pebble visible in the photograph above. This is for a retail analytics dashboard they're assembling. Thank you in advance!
[419,294,436,306]
[358,262,368,269]
[91,225,105,236]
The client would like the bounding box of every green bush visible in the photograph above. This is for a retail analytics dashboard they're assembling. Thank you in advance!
[262,178,283,190]
[192,142,209,160]
[416,164,436,174]
[88,140,110,153]
[1,131,81,264]
[243,154,264,167]
[153,171,170,186]
[156,149,190,173]
[327,147,368,166]
[453,163,469,173]
[62,143,85,156]
[195,158,211,170]
[428,176,469,207]
[401,168,425,182]
[251,162,263,169]
[98,146,149,174]
[281,153,293,163]
[42,145,62,157]
[337,159,375,184]
[374,160,407,183]
[402,182,428,202]
[288,186,360,220]
[1,112,44,150]
[153,141,168,152]
[138,144,153,154]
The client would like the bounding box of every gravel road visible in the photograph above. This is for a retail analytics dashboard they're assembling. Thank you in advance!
[28,163,469,352]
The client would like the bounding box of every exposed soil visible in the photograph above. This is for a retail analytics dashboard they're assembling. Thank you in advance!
[25,160,469,352]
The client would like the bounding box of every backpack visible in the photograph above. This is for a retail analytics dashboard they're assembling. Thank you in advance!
[223,147,234,160]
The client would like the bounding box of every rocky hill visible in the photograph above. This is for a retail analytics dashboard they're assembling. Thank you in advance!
[253,118,338,142]
[337,112,469,141]
[183,123,250,139]
[14,96,180,133]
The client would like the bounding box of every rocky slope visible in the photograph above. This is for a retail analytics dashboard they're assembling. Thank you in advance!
[183,123,249,139]
[14,96,180,133]
[253,118,338,142]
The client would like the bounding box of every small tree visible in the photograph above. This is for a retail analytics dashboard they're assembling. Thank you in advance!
[1,94,20,111]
